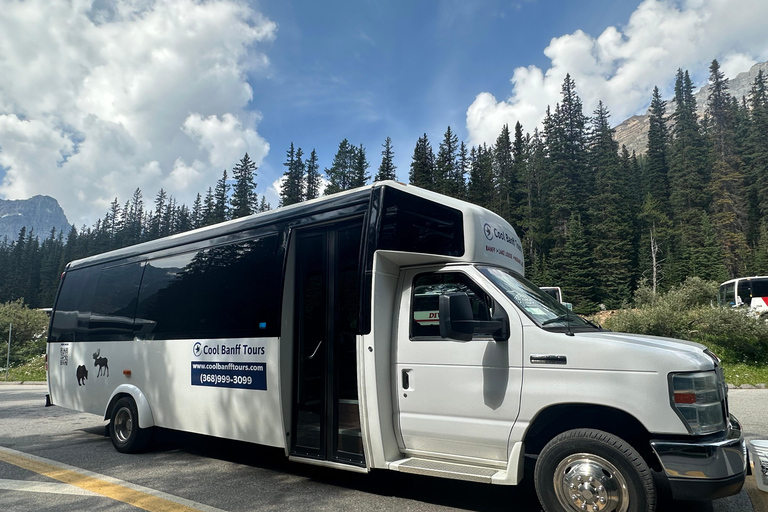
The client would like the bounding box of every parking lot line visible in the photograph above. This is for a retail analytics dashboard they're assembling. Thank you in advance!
[0,445,226,512]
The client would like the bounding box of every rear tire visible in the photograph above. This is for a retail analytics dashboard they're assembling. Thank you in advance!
[109,397,151,453]
[534,428,655,512]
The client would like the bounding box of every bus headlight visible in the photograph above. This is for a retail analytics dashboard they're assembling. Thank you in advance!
[670,371,726,435]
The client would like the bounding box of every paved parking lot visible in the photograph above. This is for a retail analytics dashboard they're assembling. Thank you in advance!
[0,383,766,512]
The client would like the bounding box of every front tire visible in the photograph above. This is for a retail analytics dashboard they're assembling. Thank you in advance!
[534,429,655,512]
[109,397,151,453]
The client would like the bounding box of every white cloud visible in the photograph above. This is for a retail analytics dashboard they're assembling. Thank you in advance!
[0,0,276,226]
[466,0,768,146]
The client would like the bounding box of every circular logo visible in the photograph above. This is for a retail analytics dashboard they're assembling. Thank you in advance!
[483,223,493,241]
[193,342,202,357]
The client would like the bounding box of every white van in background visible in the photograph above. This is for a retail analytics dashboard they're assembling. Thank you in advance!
[540,286,573,310]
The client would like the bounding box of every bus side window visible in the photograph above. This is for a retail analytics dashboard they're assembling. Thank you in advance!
[89,262,144,341]
[49,266,100,342]
[737,280,751,307]
[410,272,492,340]
[724,282,736,307]
[135,235,280,339]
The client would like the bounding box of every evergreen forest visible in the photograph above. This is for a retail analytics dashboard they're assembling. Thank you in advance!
[2,60,768,315]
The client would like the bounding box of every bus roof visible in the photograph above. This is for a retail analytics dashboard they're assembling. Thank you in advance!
[719,276,768,286]
[66,181,525,275]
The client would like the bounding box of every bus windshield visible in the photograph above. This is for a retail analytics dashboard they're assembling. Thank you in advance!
[478,266,596,330]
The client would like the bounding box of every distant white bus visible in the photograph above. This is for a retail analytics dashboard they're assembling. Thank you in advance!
[47,181,745,511]
[718,276,768,315]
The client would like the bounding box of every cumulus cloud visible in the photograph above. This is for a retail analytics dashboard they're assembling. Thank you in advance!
[0,0,275,225]
[467,0,768,146]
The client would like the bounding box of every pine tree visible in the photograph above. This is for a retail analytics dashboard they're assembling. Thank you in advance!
[202,187,216,226]
[746,71,768,230]
[555,214,597,314]
[212,170,230,223]
[351,144,370,188]
[325,139,357,195]
[376,136,397,181]
[231,153,258,218]
[467,144,494,209]
[280,143,304,206]
[149,189,167,240]
[542,76,589,247]
[305,149,321,200]
[587,101,633,307]
[493,124,516,221]
[689,211,728,282]
[645,86,670,209]
[436,126,461,198]
[191,193,203,229]
[706,59,748,276]
[409,134,436,190]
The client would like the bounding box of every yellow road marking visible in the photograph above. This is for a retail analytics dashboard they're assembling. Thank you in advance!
[0,446,222,512]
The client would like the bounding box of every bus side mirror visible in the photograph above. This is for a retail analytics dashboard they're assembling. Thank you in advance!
[439,293,509,342]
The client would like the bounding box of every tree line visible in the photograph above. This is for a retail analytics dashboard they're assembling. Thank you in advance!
[1,59,767,313]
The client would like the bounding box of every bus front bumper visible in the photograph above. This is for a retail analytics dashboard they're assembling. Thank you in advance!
[650,415,747,501]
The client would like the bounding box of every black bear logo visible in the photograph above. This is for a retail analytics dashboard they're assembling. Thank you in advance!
[76,365,88,386]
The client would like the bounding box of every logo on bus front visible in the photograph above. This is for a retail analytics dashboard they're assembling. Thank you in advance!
[193,342,202,357]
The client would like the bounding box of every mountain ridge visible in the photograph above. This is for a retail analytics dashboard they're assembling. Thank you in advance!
[0,195,72,243]
[614,60,768,155]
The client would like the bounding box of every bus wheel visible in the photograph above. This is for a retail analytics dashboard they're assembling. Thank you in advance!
[109,397,151,453]
[534,429,655,512]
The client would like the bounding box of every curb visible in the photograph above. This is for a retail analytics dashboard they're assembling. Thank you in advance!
[0,381,47,385]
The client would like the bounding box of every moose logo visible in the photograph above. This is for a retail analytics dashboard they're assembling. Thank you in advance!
[76,365,88,386]
[93,349,109,377]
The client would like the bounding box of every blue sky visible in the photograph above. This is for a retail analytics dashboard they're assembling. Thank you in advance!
[0,0,767,225]
[252,0,643,184]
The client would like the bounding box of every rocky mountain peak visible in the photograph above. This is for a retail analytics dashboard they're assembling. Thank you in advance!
[0,195,72,243]
[614,60,768,155]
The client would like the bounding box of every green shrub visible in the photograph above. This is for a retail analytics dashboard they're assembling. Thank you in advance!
[0,300,49,368]
[605,279,768,366]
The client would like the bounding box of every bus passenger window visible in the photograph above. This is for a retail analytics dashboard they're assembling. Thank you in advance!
[737,280,751,307]
[89,262,144,341]
[410,272,492,340]
[49,266,99,342]
[135,235,280,339]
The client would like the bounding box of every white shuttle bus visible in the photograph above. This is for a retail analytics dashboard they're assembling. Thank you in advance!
[47,182,746,511]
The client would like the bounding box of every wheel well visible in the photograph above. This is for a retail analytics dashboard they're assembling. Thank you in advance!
[104,393,133,421]
[522,404,662,471]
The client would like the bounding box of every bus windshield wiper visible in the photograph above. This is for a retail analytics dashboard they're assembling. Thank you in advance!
[541,313,579,326]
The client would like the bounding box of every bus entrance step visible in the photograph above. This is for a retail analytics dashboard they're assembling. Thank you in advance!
[389,457,500,483]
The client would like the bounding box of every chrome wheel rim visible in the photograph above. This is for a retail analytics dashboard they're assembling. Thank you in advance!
[553,453,629,512]
[114,407,133,444]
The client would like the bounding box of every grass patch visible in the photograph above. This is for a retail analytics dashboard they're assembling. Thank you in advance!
[721,363,768,387]
[2,354,46,382]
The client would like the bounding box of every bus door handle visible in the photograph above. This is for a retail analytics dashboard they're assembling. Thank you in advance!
[402,369,411,390]
[307,340,323,360]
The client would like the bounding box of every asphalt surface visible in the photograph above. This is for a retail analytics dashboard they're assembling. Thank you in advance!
[0,383,765,512]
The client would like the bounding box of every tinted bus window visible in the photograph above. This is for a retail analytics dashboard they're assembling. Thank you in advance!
[49,266,99,342]
[135,235,280,339]
[750,279,768,298]
[378,188,464,257]
[89,262,144,341]
[737,280,752,306]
